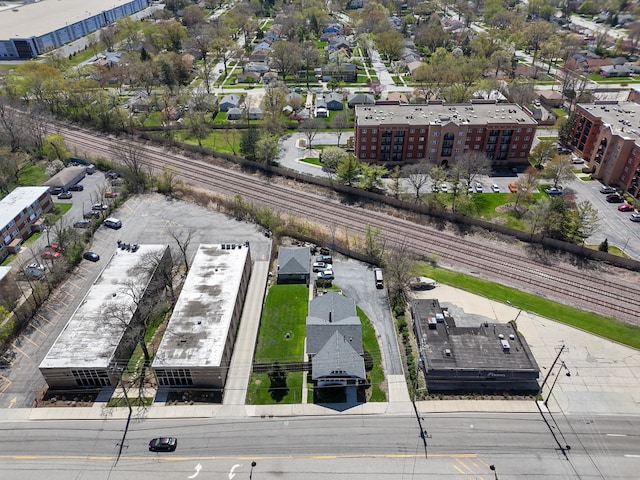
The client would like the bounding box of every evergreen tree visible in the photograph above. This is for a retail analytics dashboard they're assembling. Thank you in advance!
[240,127,260,160]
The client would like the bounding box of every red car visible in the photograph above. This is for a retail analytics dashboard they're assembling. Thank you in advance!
[618,203,634,212]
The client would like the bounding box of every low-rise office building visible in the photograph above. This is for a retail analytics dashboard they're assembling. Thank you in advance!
[569,101,640,196]
[354,101,537,166]
[0,187,53,262]
[413,298,540,393]
[39,245,171,390]
[152,243,252,391]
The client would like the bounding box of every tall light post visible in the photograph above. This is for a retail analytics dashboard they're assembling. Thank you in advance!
[545,361,571,408]
[249,461,256,480]
[489,464,499,480]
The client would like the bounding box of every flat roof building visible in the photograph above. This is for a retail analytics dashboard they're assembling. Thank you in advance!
[412,299,540,393]
[152,243,252,391]
[354,101,537,166]
[39,244,171,390]
[570,101,640,197]
[0,186,53,262]
[0,0,148,59]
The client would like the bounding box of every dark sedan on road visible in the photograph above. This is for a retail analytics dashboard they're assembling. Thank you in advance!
[82,251,100,262]
[149,437,177,452]
[606,194,624,203]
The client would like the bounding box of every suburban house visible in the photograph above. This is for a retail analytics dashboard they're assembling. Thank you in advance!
[226,107,243,120]
[248,106,264,120]
[347,93,375,108]
[219,94,241,112]
[306,292,365,388]
[244,62,269,74]
[262,71,278,84]
[237,71,260,83]
[324,92,344,110]
[321,63,357,82]
[276,246,310,284]
[600,64,640,77]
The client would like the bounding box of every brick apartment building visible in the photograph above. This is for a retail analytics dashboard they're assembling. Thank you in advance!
[569,101,640,196]
[353,101,537,167]
[0,187,53,262]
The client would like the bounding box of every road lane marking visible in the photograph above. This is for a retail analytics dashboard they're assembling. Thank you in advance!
[606,434,627,437]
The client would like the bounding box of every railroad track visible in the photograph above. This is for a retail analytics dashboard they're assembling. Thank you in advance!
[63,127,640,325]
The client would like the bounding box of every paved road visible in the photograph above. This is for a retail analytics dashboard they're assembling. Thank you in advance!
[0,413,638,479]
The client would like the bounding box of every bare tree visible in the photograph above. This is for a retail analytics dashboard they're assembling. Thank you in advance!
[299,118,324,150]
[169,228,195,272]
[456,151,491,186]
[0,96,25,152]
[114,141,151,193]
[382,240,418,308]
[330,111,350,147]
[403,162,430,202]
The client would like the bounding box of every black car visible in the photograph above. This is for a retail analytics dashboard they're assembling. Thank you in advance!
[606,194,624,203]
[57,191,73,199]
[69,184,84,191]
[49,187,63,195]
[73,219,91,228]
[83,210,101,219]
[83,251,100,262]
[149,437,177,452]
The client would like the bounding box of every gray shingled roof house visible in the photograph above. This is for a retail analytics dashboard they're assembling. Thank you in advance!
[312,330,365,385]
[307,292,365,387]
[276,246,310,284]
[306,292,363,357]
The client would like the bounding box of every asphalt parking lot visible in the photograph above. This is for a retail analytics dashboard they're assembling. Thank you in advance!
[0,190,271,408]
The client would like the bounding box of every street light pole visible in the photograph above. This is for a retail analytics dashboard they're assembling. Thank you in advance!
[489,464,499,480]
[545,361,571,408]
[249,461,256,480]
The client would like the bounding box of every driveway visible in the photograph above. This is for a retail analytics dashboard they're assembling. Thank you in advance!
[278,131,354,175]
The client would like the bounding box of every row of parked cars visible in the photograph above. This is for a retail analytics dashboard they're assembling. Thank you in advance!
[434,182,502,193]
[600,185,640,222]
[312,254,334,280]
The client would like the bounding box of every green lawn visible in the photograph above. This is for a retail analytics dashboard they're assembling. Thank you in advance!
[357,306,386,402]
[416,263,640,349]
[254,283,309,362]
[300,157,322,166]
[537,136,557,141]
[19,164,49,186]
[173,129,242,155]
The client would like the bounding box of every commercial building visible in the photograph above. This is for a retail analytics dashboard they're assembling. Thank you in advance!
[569,101,640,196]
[152,243,252,391]
[354,101,537,166]
[0,187,53,262]
[0,0,148,59]
[42,166,86,191]
[39,245,171,390]
[413,299,539,393]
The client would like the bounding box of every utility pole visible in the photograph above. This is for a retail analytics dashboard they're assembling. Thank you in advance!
[540,344,565,392]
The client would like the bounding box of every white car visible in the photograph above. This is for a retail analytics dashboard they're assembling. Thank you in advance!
[312,262,328,272]
[475,183,483,192]
[491,184,500,193]
[440,183,449,193]
[92,203,109,211]
[317,269,334,280]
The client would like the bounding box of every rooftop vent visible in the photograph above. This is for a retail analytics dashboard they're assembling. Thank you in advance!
[444,348,452,356]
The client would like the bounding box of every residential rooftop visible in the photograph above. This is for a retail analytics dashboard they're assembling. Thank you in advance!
[0,0,130,38]
[0,187,50,230]
[153,243,250,368]
[39,244,168,370]
[577,101,640,143]
[355,102,536,127]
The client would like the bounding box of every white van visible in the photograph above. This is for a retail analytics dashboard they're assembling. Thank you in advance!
[374,268,383,289]
[103,217,122,229]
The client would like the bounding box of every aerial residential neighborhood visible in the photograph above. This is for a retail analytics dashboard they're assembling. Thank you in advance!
[0,0,639,478]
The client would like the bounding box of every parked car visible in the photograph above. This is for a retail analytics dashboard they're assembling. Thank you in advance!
[545,187,563,196]
[440,183,449,193]
[571,155,584,164]
[84,210,101,219]
[57,191,72,199]
[317,269,335,280]
[618,203,634,212]
[149,437,177,452]
[312,262,328,272]
[83,251,100,262]
[475,183,483,192]
[606,194,624,203]
[69,184,84,191]
[105,191,118,198]
[315,255,332,264]
[24,263,46,278]
[508,182,518,193]
[491,184,500,193]
[73,219,91,228]
[25,263,46,272]
[630,213,640,222]
[600,186,617,194]
[92,203,109,210]
[48,187,63,195]
[467,184,474,193]
[103,217,122,229]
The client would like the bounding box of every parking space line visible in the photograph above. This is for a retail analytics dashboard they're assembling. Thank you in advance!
[21,335,39,347]
[10,343,30,359]
[0,356,12,365]
[0,378,12,395]
[36,314,51,325]
[67,280,82,289]
[47,306,62,315]
[30,324,46,336]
